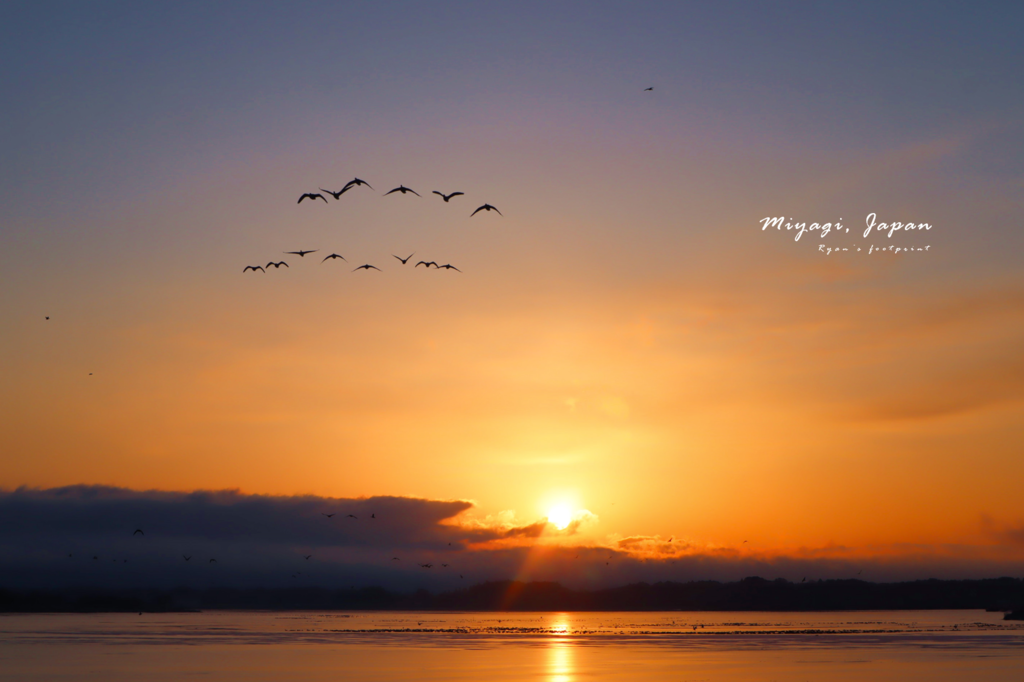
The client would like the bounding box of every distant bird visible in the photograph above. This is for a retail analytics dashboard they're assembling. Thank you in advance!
[801,577,806,583]
[419,563,433,569]
[133,529,144,536]
[322,513,336,518]
[93,556,98,560]
[343,177,373,191]
[89,373,93,375]
[441,564,448,568]
[304,555,312,560]
[392,557,400,561]
[370,513,375,519]
[347,514,358,519]
[415,260,438,268]
[298,192,328,204]
[68,553,72,558]
[243,265,265,273]
[285,249,319,257]
[470,203,502,217]
[384,185,421,197]
[209,558,217,563]
[266,261,289,269]
[321,253,347,263]
[432,191,464,202]
[644,87,653,91]
[743,540,748,543]
[857,570,863,575]
[438,263,461,272]
[460,574,464,579]
[320,186,353,200]
[352,264,380,272]
[393,253,414,265]
[183,555,191,562]
[45,316,50,320]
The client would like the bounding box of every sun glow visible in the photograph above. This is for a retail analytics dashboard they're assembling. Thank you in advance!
[547,505,573,531]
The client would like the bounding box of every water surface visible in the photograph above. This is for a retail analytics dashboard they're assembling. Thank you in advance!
[2,610,1022,680]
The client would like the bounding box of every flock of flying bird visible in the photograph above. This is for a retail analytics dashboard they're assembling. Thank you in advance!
[243,177,502,274]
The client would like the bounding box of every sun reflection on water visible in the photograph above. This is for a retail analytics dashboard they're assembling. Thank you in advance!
[547,614,574,682]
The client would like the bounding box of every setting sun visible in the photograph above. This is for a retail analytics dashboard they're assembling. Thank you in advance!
[547,506,573,531]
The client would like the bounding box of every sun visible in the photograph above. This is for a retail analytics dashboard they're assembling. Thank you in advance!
[547,505,573,531]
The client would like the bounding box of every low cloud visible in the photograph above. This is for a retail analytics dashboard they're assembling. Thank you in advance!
[2,486,1023,592]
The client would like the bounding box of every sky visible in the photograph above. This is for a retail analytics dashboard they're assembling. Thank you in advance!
[1,1,1023,589]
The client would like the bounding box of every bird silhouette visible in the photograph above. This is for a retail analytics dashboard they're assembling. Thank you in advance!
[320,186,353,200]
[183,555,191,562]
[243,265,265,273]
[285,249,319,257]
[343,177,374,191]
[322,513,336,518]
[644,87,654,91]
[93,556,98,560]
[419,563,433,569]
[370,513,375,519]
[384,185,421,197]
[438,264,461,272]
[352,264,380,272]
[393,253,414,265]
[321,253,347,263]
[68,553,72,558]
[347,514,359,519]
[432,191,464,202]
[298,193,328,204]
[470,204,502,217]
[391,557,400,561]
[45,316,50,320]
[304,555,312,560]
[209,558,217,563]
[266,261,289,269]
[460,574,464,579]
[801,577,806,583]
[133,529,144,536]
[441,564,448,568]
[415,260,438,268]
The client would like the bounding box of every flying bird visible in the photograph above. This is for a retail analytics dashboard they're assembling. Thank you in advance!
[322,513,335,518]
[183,555,191,561]
[370,513,375,519]
[321,253,347,263]
[266,261,289,269]
[298,192,328,204]
[352,264,380,272]
[438,264,461,272]
[320,186,353,200]
[419,563,433,569]
[415,260,438,268]
[304,555,312,560]
[470,204,502,217]
[133,529,144,536]
[384,185,421,197]
[393,253,414,265]
[644,87,654,91]
[391,557,400,561]
[343,177,374,191]
[45,316,50,320]
[243,265,265,273]
[209,558,217,563]
[347,514,358,519]
[460,575,464,579]
[441,564,448,568]
[285,249,319,257]
[93,556,98,560]
[432,191,464,202]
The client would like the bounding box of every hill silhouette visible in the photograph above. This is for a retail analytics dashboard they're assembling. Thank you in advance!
[2,577,1023,613]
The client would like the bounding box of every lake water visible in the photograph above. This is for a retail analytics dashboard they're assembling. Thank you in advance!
[2,610,1022,680]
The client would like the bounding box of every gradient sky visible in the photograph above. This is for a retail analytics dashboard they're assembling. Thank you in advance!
[1,1,1023,583]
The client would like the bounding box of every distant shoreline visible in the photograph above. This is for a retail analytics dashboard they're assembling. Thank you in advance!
[3,577,1023,614]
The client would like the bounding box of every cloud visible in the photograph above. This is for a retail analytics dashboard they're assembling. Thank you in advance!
[3,486,1024,592]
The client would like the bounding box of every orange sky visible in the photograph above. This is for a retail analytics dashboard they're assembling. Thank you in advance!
[2,4,1023,573]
